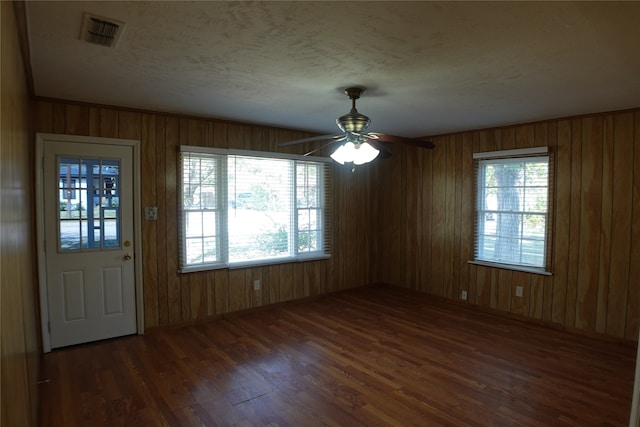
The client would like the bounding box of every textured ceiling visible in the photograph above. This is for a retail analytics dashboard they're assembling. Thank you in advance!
[25,1,640,138]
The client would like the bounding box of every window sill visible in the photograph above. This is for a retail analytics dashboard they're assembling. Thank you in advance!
[179,253,331,274]
[228,254,330,270]
[468,260,552,276]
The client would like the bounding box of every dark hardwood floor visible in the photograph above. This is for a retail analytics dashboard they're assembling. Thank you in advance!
[38,285,637,426]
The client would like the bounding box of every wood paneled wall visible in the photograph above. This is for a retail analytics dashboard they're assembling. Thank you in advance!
[1,1,40,425]
[30,98,640,342]
[31,100,377,330]
[373,110,640,341]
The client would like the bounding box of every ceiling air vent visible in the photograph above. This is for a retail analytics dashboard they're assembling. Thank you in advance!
[79,13,125,48]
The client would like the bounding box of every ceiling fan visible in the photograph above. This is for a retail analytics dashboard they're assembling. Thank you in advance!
[277,87,435,166]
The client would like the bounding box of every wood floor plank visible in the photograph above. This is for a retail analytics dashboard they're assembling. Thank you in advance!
[39,285,636,426]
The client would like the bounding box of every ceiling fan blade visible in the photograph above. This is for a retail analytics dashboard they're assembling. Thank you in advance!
[362,138,393,159]
[304,137,346,156]
[277,134,343,148]
[366,132,435,149]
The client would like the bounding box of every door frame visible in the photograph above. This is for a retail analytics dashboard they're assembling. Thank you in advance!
[36,133,144,353]
[631,328,640,426]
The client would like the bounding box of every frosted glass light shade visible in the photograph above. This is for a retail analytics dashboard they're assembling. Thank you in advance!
[330,142,355,164]
[330,142,380,165]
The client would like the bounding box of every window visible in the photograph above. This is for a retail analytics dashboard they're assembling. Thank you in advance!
[472,147,553,274]
[178,146,330,272]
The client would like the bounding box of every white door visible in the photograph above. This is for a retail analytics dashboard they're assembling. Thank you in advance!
[43,141,137,348]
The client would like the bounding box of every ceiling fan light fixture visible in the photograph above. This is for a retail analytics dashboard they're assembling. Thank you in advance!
[276,85,434,164]
[330,141,380,165]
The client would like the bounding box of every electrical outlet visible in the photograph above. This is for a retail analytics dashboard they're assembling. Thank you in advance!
[515,285,523,297]
[461,290,468,301]
[253,280,261,291]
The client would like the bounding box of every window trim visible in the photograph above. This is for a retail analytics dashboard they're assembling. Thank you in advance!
[178,146,331,273]
[471,146,553,276]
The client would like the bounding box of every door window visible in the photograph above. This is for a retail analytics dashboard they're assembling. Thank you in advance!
[57,157,121,251]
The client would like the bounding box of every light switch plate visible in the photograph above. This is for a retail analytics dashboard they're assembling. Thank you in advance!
[144,206,158,221]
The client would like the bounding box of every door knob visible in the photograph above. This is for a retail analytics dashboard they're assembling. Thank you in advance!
[124,253,132,261]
